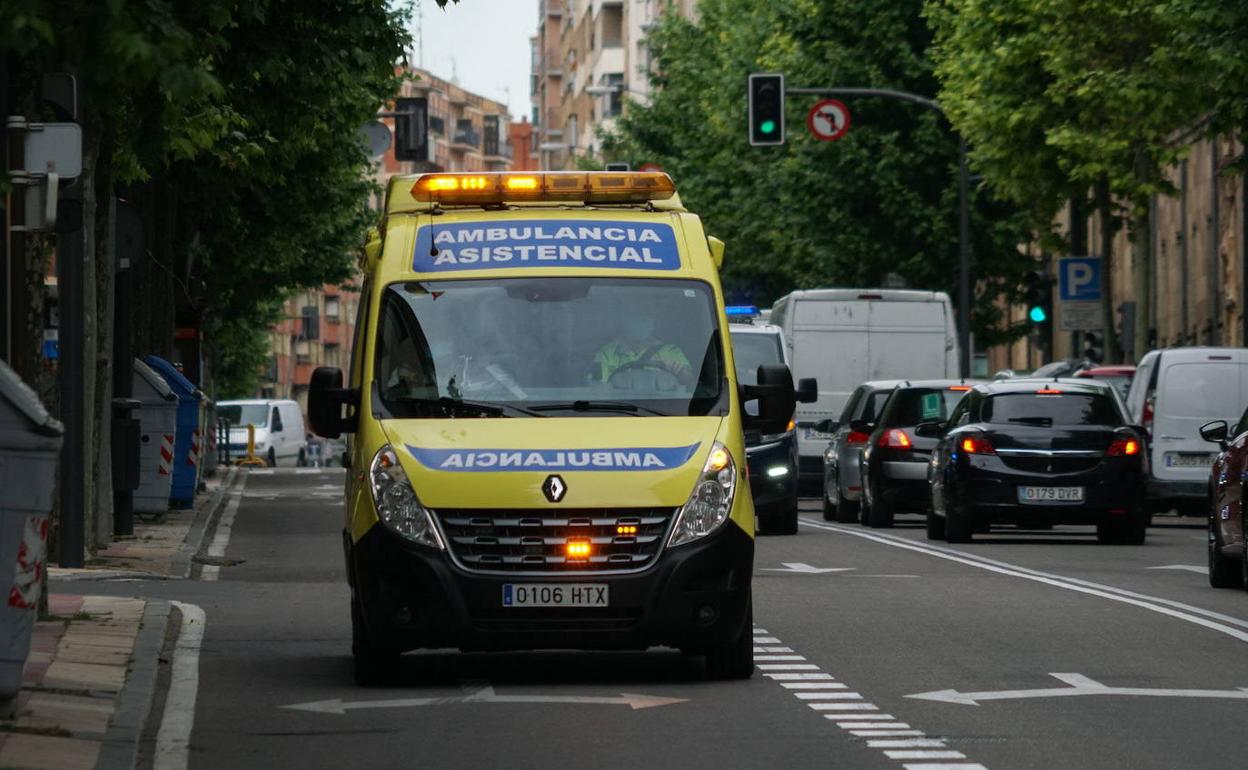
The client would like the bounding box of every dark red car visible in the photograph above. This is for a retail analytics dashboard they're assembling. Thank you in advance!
[1202,414,1248,589]
[1075,365,1135,401]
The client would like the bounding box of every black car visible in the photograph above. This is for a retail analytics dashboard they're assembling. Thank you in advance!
[859,381,977,528]
[924,379,1148,544]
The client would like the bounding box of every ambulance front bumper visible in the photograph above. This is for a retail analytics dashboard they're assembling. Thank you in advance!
[348,520,753,653]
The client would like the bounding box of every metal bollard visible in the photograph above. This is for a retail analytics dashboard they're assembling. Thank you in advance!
[110,398,142,536]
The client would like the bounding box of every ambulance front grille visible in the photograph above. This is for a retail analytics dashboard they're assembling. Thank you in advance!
[433,508,677,573]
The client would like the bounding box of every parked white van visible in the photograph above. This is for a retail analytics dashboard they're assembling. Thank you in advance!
[769,289,959,484]
[1125,347,1248,515]
[218,399,308,467]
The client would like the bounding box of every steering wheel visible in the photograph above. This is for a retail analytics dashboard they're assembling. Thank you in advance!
[607,361,682,391]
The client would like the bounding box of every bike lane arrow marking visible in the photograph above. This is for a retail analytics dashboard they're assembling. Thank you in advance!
[763,562,857,574]
[907,672,1248,706]
[282,684,687,715]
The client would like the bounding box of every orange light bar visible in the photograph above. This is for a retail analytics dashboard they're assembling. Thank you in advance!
[616,525,638,536]
[566,539,592,559]
[411,172,677,205]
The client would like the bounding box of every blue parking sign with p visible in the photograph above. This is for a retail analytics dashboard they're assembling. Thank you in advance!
[1059,257,1101,302]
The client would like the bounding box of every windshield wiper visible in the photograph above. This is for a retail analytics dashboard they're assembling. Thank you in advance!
[530,400,671,416]
[1007,416,1053,426]
[389,396,545,418]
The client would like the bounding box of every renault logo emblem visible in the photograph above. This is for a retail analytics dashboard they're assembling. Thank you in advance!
[543,474,567,503]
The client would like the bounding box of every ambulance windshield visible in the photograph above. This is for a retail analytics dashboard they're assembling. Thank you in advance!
[376,278,726,417]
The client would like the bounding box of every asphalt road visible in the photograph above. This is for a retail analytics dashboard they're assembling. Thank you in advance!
[63,468,1248,770]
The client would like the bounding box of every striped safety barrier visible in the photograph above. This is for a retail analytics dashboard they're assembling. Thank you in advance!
[158,434,175,475]
[188,428,201,468]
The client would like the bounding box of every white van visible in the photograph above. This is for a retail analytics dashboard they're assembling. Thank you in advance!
[1125,347,1248,515]
[770,289,959,483]
[218,399,308,467]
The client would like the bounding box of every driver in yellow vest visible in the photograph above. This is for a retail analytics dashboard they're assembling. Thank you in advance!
[594,315,694,385]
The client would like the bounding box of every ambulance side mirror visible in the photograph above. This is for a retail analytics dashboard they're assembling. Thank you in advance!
[742,364,797,436]
[308,367,359,439]
[707,236,726,269]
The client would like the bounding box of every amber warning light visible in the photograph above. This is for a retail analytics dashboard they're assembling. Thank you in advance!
[411,171,677,205]
[565,539,592,560]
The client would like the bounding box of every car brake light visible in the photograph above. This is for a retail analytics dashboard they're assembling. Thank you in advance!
[1142,393,1155,434]
[846,431,871,446]
[960,435,995,455]
[1035,388,1063,395]
[878,429,912,449]
[948,385,971,391]
[1107,438,1140,456]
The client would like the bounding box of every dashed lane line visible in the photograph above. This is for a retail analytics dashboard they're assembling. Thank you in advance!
[753,627,988,770]
[798,518,1248,644]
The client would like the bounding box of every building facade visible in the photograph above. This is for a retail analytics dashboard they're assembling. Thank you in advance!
[987,134,1247,372]
[531,0,696,170]
[259,286,360,415]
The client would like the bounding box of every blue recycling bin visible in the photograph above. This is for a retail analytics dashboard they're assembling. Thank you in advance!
[142,356,204,509]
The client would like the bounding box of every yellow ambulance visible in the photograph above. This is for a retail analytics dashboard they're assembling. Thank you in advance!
[308,171,797,684]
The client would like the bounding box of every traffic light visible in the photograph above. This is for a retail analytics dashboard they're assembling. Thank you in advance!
[394,97,429,162]
[1023,270,1052,331]
[748,73,785,146]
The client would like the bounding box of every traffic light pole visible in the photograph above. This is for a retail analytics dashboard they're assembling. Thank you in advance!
[787,86,972,378]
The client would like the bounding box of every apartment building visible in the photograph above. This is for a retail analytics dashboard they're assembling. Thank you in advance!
[988,134,1247,371]
[532,0,696,170]
[259,287,360,415]
[380,66,515,176]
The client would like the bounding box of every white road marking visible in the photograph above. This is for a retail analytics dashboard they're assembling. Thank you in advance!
[753,625,989,768]
[799,519,1248,643]
[908,671,1248,706]
[248,468,274,475]
[753,636,782,644]
[902,764,988,770]
[762,562,857,574]
[201,476,247,581]
[758,663,820,670]
[753,646,794,653]
[155,601,206,770]
[1148,564,1206,574]
[283,684,685,714]
[752,628,769,634]
[755,655,807,661]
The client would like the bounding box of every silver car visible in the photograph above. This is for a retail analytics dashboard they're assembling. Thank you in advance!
[819,381,902,523]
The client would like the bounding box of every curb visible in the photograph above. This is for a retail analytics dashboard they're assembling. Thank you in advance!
[94,599,172,770]
[171,466,239,579]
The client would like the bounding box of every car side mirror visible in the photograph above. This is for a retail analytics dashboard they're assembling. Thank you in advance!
[308,367,359,439]
[795,378,818,404]
[1199,420,1229,447]
[814,418,838,433]
[914,420,947,439]
[742,364,797,436]
[848,419,874,434]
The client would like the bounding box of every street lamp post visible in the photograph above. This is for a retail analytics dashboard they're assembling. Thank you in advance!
[787,86,973,378]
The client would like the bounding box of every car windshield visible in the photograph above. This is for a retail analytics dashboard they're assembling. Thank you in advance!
[219,404,268,427]
[884,388,969,426]
[730,331,783,386]
[376,277,725,417]
[982,392,1120,426]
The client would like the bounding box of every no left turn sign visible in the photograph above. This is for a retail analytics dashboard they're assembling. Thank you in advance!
[807,99,851,142]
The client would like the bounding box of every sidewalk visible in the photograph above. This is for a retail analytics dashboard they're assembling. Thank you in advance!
[0,595,159,770]
[7,467,242,769]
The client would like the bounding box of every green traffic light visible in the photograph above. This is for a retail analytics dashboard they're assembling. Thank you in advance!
[1029,306,1047,323]
[760,119,776,134]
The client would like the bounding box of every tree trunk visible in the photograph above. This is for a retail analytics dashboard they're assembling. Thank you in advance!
[1095,178,1119,364]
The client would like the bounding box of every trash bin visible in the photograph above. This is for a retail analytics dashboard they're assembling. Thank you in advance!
[0,360,64,703]
[110,397,142,536]
[142,356,204,509]
[132,359,178,515]
[201,398,219,478]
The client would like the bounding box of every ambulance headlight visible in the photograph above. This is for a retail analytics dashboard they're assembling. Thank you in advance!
[669,442,737,547]
[369,445,443,549]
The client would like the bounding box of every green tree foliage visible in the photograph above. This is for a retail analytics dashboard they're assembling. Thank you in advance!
[603,0,1032,343]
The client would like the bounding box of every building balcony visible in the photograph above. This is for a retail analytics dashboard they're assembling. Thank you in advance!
[451,130,482,151]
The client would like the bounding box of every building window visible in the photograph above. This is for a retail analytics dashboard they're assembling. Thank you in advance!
[567,115,578,148]
[325,295,341,322]
[604,73,624,117]
[300,306,319,340]
[483,115,500,156]
[602,4,623,47]
[324,344,341,369]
